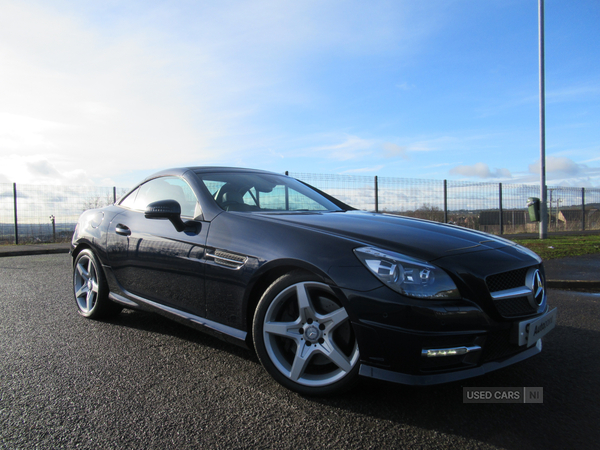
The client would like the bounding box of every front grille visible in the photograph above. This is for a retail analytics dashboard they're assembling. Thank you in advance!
[486,267,542,318]
[486,268,529,293]
[495,296,537,317]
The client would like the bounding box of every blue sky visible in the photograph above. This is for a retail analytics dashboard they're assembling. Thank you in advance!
[1,0,599,188]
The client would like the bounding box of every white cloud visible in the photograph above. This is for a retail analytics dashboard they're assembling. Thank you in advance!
[450,163,511,179]
[424,162,455,169]
[524,156,600,187]
[382,143,409,159]
[3,1,596,190]
[312,136,375,161]
[528,156,582,177]
[0,113,72,152]
[0,2,219,185]
[0,1,444,185]
[0,155,92,185]
[582,155,600,164]
[26,159,63,179]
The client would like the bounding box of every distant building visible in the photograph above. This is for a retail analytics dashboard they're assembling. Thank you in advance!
[479,209,536,234]
[479,205,600,234]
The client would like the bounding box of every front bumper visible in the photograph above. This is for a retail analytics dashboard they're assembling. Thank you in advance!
[359,339,542,386]
[343,284,556,385]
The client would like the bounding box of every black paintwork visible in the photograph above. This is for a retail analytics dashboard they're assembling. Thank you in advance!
[71,167,554,385]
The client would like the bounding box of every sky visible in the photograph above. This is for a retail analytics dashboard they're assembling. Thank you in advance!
[1,0,599,189]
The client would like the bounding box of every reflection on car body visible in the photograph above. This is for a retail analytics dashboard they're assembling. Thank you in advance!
[71,167,556,395]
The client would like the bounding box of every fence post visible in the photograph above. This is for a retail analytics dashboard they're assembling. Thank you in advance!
[374,176,379,213]
[443,180,448,224]
[13,183,19,245]
[499,183,503,235]
[50,215,56,242]
[582,187,585,231]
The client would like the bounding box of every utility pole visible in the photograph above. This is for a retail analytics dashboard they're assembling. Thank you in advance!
[539,0,548,239]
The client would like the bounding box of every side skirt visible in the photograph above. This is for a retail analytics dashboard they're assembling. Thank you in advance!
[108,291,249,349]
[103,266,248,349]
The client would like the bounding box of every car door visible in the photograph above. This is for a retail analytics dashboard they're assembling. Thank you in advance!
[107,176,209,317]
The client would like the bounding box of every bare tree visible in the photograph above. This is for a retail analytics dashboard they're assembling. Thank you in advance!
[82,194,114,212]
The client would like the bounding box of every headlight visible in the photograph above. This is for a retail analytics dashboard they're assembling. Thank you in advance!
[354,247,460,299]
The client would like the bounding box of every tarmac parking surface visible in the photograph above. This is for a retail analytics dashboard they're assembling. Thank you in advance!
[1,254,599,450]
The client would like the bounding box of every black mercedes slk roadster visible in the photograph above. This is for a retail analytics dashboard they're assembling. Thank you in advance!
[71,167,556,395]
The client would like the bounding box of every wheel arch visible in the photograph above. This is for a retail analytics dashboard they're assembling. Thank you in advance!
[72,244,123,319]
[71,242,92,264]
[71,242,111,280]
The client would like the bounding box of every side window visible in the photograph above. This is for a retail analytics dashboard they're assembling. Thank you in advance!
[287,188,327,211]
[254,186,327,211]
[121,177,199,217]
[204,180,226,197]
[258,185,286,210]
[119,188,140,209]
[242,187,259,207]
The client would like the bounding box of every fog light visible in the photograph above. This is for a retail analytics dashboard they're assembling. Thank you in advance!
[422,346,481,358]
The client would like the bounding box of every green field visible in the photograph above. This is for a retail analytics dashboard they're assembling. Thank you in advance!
[512,234,600,260]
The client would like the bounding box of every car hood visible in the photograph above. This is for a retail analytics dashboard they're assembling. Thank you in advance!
[253,210,530,262]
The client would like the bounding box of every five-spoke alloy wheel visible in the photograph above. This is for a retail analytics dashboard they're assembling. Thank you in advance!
[253,271,360,395]
[73,249,122,319]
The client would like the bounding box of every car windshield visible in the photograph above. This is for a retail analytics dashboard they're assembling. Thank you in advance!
[197,172,343,212]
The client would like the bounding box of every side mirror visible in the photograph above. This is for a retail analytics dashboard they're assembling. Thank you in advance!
[145,199,186,232]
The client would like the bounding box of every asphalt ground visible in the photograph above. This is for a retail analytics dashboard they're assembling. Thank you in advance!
[1,254,599,449]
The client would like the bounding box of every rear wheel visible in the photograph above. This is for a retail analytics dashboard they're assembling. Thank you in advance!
[253,271,360,395]
[73,249,122,319]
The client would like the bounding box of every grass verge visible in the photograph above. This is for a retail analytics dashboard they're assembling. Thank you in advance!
[512,235,600,260]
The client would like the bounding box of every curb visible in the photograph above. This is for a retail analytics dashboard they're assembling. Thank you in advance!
[0,247,71,258]
[547,280,600,292]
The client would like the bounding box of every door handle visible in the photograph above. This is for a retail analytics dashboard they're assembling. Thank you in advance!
[115,224,131,236]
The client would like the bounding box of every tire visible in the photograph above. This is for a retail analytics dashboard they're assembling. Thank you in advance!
[73,249,123,319]
[253,271,360,396]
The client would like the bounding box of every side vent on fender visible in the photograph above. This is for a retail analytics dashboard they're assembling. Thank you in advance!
[207,249,248,269]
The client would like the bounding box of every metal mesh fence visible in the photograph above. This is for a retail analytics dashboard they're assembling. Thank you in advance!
[290,173,376,211]
[289,172,600,234]
[586,188,600,230]
[1,175,599,245]
[446,181,501,232]
[0,183,130,244]
[0,185,15,243]
[496,183,540,234]
[378,177,445,218]
[546,187,581,232]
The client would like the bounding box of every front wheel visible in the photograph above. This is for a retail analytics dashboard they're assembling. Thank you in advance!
[73,249,122,319]
[253,271,360,395]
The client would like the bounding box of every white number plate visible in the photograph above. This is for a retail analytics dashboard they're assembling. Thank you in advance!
[514,308,558,347]
[526,308,557,346]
